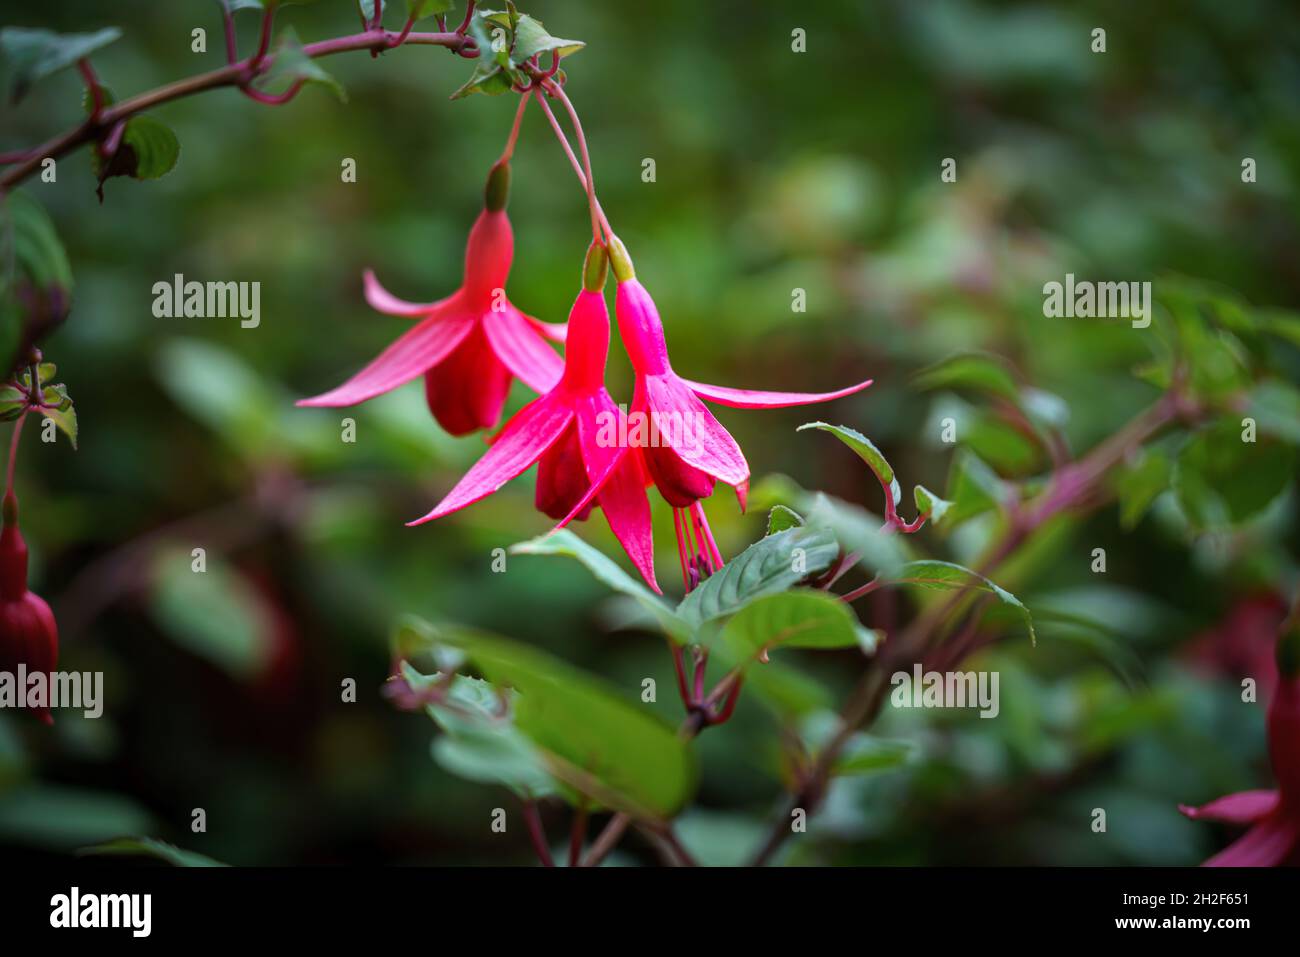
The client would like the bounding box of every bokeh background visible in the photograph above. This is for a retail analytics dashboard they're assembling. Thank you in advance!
[1,0,1298,865]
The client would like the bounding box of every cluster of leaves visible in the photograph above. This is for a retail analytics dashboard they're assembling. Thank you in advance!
[0,359,77,447]
[452,3,584,98]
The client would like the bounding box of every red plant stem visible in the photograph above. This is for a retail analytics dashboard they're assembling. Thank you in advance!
[241,79,306,106]
[251,5,275,67]
[692,648,708,701]
[6,413,26,498]
[454,1,477,36]
[670,640,691,707]
[531,90,613,239]
[0,29,475,193]
[371,0,384,30]
[568,802,588,867]
[543,80,602,244]
[710,675,744,725]
[520,799,554,867]
[78,60,104,117]
[393,15,417,47]
[221,5,239,64]
[498,92,531,165]
[839,576,882,604]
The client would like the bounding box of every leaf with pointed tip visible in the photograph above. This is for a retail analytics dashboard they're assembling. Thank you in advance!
[891,559,1035,645]
[255,27,346,102]
[511,14,584,62]
[913,484,952,525]
[718,590,865,668]
[913,351,1020,401]
[0,27,122,103]
[397,620,695,819]
[80,838,227,867]
[677,526,839,629]
[766,504,804,535]
[798,421,900,506]
[511,530,690,642]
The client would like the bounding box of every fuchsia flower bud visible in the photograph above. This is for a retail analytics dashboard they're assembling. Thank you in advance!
[0,491,58,725]
[298,160,567,436]
[1180,619,1300,866]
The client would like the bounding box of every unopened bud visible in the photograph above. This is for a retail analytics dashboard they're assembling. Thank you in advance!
[583,242,608,292]
[484,161,511,212]
[607,235,635,282]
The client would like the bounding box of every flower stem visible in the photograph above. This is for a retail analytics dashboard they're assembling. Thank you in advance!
[498,92,531,165]
[544,81,602,245]
[532,88,613,242]
[520,799,554,867]
[6,413,27,500]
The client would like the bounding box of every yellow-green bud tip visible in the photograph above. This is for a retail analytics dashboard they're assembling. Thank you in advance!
[582,242,609,292]
[608,235,635,282]
[485,161,511,212]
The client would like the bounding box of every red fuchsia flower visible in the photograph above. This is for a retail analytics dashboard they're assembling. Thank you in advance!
[0,491,58,725]
[607,236,872,588]
[1180,621,1300,866]
[409,244,658,591]
[297,161,567,436]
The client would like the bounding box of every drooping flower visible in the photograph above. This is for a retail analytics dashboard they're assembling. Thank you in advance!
[1180,619,1300,866]
[298,161,566,435]
[409,244,658,590]
[0,491,58,725]
[607,236,872,586]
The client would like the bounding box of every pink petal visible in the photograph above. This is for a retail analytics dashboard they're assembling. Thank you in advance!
[524,310,568,344]
[683,376,874,409]
[1203,812,1299,867]
[644,374,749,488]
[408,396,573,525]
[484,307,564,394]
[1179,790,1279,825]
[363,269,455,318]
[575,394,659,593]
[297,312,475,408]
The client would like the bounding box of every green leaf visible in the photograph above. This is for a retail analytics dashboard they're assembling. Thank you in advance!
[891,559,1036,645]
[719,589,864,666]
[798,421,900,506]
[0,384,26,421]
[1115,450,1170,530]
[406,0,455,21]
[832,735,915,777]
[510,14,585,62]
[0,191,73,372]
[1245,380,1300,445]
[1174,419,1295,528]
[0,786,153,850]
[399,620,695,819]
[913,351,1019,401]
[40,401,77,448]
[80,837,227,867]
[510,530,691,643]
[256,27,346,102]
[765,504,804,535]
[799,491,908,579]
[120,116,180,180]
[943,448,1006,526]
[913,484,952,524]
[0,27,121,103]
[677,526,839,629]
[451,12,518,98]
[393,660,558,799]
[149,551,277,680]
